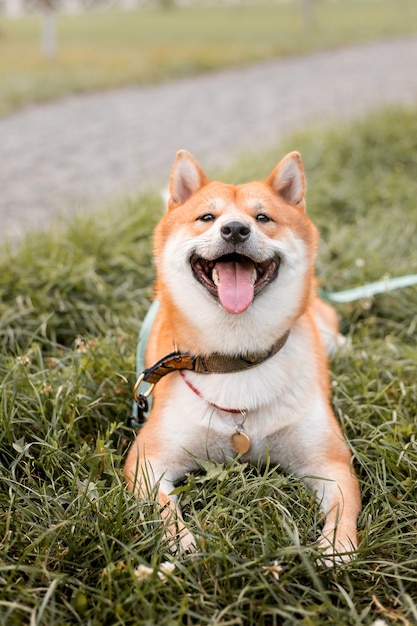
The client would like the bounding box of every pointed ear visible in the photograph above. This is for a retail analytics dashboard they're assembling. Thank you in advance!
[169,150,208,207]
[266,151,306,209]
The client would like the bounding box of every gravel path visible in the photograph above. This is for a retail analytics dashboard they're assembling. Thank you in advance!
[2,35,417,241]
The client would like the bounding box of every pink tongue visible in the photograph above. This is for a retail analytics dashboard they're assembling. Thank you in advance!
[215,260,255,314]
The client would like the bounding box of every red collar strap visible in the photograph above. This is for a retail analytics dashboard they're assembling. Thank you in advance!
[179,370,245,414]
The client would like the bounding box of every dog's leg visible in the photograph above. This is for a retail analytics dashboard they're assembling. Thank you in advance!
[158,489,196,554]
[124,435,196,553]
[301,448,361,565]
[311,297,346,356]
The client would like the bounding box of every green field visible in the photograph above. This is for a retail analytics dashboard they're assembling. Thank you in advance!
[1,0,417,114]
[0,104,417,624]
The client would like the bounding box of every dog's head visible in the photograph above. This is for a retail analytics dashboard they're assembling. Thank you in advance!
[154,150,318,339]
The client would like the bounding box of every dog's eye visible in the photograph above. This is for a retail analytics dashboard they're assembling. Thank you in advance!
[198,213,215,222]
[256,213,271,223]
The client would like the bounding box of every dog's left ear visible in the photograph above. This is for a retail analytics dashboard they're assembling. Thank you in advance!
[266,151,306,210]
[169,150,208,207]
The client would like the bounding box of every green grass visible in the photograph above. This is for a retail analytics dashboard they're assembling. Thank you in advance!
[1,0,417,115]
[1,106,417,624]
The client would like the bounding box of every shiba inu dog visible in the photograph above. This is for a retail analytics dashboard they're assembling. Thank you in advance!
[124,150,361,562]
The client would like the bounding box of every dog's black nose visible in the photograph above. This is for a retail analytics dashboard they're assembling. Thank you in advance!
[221,221,251,245]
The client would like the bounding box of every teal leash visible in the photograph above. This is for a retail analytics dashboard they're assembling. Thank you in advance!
[130,300,160,425]
[320,273,417,303]
[129,273,417,427]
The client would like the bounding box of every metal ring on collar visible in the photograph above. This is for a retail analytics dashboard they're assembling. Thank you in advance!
[133,373,155,403]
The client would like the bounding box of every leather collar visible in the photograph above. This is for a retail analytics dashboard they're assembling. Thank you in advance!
[134,329,290,402]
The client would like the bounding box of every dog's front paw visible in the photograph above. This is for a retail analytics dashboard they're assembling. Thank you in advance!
[164,520,196,554]
[317,532,357,567]
[178,527,197,553]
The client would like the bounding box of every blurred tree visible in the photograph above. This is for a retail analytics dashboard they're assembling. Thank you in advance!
[159,0,175,8]
[39,0,57,59]
[300,0,316,30]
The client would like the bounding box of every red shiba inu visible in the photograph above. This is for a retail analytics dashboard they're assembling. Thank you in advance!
[124,150,361,562]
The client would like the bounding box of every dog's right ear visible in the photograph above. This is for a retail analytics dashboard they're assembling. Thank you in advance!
[169,150,208,207]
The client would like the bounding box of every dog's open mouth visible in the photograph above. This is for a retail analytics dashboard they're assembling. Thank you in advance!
[190,253,280,314]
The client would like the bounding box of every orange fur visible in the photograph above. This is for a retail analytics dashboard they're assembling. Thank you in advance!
[124,150,361,563]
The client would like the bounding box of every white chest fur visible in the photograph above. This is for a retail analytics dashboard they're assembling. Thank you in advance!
[155,324,326,475]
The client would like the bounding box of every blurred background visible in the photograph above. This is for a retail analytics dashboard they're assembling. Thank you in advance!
[1,0,417,239]
[1,0,416,115]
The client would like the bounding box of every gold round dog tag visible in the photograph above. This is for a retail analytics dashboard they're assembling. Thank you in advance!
[231,431,251,454]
